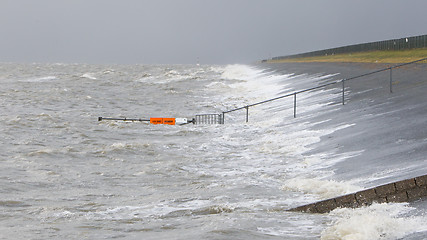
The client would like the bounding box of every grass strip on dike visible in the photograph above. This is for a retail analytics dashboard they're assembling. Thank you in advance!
[268,48,427,64]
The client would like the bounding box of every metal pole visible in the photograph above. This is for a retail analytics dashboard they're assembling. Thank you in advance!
[98,117,150,122]
[390,67,393,93]
[245,106,249,123]
[222,112,225,124]
[342,79,345,105]
[293,92,297,118]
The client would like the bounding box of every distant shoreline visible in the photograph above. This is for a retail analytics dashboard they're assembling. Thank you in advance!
[266,48,427,64]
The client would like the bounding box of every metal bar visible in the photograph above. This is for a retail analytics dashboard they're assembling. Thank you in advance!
[248,81,340,109]
[345,68,390,82]
[293,92,297,118]
[98,117,150,122]
[390,57,427,69]
[223,79,346,114]
[247,93,294,108]
[223,105,249,114]
[342,79,345,105]
[390,67,393,93]
[296,81,339,94]
[245,106,249,123]
[194,114,225,124]
[220,57,427,121]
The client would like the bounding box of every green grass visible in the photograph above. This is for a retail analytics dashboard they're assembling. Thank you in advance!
[268,48,427,64]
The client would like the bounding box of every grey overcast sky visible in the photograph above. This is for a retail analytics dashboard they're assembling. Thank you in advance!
[1,0,427,64]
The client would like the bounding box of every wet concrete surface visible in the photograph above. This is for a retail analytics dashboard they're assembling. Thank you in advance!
[261,62,427,188]
[288,174,427,213]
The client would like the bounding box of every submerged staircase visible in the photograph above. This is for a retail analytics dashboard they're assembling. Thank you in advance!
[288,175,427,214]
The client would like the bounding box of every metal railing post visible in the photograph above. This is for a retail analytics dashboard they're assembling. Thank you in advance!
[293,92,297,118]
[217,57,425,124]
[342,79,345,105]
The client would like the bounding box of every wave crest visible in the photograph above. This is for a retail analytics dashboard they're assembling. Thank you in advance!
[282,178,362,199]
[321,203,427,240]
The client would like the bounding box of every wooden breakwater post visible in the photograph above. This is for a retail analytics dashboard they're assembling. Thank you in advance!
[288,174,427,214]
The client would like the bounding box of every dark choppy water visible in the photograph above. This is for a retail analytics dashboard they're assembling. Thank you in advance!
[0,62,426,239]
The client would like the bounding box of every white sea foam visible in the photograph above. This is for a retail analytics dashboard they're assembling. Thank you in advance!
[207,65,300,125]
[321,203,427,240]
[81,73,97,79]
[27,148,55,156]
[219,64,291,102]
[79,198,236,221]
[220,64,263,81]
[3,62,426,239]
[282,178,362,199]
[20,76,57,82]
[104,142,153,153]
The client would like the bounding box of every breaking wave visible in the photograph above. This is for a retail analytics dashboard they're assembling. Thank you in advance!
[321,203,427,240]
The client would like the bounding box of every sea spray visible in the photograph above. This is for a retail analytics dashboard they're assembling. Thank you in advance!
[321,203,427,240]
[1,62,426,239]
[282,178,362,200]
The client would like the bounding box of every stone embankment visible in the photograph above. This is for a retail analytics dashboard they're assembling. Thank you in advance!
[289,175,427,214]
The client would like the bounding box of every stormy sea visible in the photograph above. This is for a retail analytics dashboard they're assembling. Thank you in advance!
[1,62,426,239]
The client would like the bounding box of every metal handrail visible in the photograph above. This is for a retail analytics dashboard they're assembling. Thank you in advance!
[221,57,427,123]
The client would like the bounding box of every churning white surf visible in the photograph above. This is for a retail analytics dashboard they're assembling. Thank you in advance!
[1,62,425,240]
[321,203,427,240]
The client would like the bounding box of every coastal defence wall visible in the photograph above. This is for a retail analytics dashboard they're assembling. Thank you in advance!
[272,34,427,61]
[289,175,427,214]
[254,61,427,215]
[256,62,427,214]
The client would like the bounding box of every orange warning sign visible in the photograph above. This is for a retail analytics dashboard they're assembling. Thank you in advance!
[163,118,176,125]
[150,118,163,124]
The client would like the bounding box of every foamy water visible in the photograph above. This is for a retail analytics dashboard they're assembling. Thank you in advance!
[0,62,425,239]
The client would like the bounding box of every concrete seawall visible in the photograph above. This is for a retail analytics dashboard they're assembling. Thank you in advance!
[289,174,427,214]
